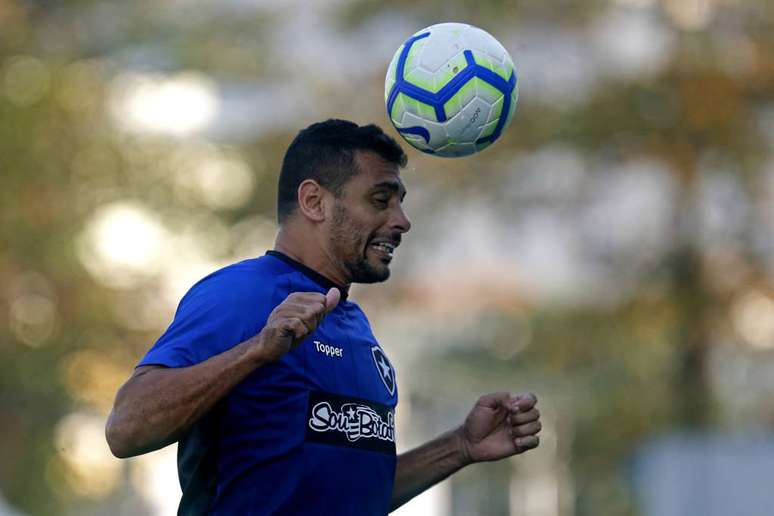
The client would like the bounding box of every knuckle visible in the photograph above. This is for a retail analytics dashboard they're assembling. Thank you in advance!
[306,309,322,324]
[274,304,292,316]
[301,293,323,304]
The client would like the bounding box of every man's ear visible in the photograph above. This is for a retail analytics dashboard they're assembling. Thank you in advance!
[297,179,328,222]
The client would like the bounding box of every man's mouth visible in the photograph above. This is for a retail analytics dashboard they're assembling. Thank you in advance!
[368,240,398,260]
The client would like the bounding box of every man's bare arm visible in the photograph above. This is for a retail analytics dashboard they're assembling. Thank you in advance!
[390,429,469,511]
[106,337,266,458]
[390,393,541,512]
[105,288,340,458]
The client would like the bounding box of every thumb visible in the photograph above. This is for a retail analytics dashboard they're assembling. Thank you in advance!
[477,392,511,410]
[324,287,341,314]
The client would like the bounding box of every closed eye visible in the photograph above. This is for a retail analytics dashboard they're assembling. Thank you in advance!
[372,195,391,206]
[371,180,407,204]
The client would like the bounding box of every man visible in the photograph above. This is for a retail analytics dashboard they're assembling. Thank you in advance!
[106,119,541,515]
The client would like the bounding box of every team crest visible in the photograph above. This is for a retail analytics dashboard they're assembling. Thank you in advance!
[371,346,396,396]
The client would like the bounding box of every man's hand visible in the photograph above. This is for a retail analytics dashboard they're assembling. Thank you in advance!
[391,391,541,510]
[457,392,541,464]
[254,288,340,362]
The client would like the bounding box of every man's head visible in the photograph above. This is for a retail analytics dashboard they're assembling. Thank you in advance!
[277,120,411,284]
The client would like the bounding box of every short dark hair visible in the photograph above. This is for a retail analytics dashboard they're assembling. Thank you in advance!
[277,119,407,223]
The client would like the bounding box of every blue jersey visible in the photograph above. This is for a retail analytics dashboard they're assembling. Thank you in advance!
[138,251,398,515]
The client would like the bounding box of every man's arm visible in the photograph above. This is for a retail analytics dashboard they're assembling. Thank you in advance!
[391,392,541,512]
[106,336,267,458]
[105,288,340,458]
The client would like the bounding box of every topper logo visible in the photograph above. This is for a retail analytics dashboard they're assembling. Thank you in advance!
[314,341,343,358]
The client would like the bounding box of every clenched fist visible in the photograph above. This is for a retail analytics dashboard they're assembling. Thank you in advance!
[457,392,541,464]
[254,288,341,362]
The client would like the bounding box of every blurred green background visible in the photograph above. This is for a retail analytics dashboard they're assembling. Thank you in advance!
[2,0,774,515]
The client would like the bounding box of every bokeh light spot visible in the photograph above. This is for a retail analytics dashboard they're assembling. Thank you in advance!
[53,412,121,499]
[61,350,131,412]
[77,201,169,289]
[109,71,218,136]
[732,291,774,350]
[2,55,50,106]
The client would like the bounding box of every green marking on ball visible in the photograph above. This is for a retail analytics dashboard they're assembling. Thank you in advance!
[493,61,513,82]
[442,78,479,118]
[404,70,435,92]
[389,93,404,125]
[435,52,470,92]
[385,54,400,102]
[472,52,494,71]
[504,90,518,127]
[478,117,499,140]
[402,39,424,79]
[404,51,468,94]
[391,92,437,123]
[471,51,513,82]
[476,80,503,118]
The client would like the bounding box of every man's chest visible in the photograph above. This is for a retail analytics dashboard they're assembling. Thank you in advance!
[299,312,398,407]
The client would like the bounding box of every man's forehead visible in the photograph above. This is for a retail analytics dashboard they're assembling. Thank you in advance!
[353,151,406,192]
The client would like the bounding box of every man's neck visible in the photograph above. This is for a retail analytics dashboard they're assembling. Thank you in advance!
[274,227,351,287]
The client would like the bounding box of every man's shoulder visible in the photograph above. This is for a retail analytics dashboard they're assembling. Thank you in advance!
[342,297,368,318]
[213,255,289,281]
[182,255,294,307]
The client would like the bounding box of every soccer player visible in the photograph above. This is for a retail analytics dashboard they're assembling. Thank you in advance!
[105,119,542,515]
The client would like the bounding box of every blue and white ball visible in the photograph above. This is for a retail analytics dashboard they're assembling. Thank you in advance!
[385,22,519,158]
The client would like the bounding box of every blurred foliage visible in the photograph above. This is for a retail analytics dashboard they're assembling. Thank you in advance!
[1,0,774,515]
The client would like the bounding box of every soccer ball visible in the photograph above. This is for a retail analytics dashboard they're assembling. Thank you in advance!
[385,22,518,158]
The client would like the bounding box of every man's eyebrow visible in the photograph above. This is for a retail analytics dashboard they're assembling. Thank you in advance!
[371,181,407,198]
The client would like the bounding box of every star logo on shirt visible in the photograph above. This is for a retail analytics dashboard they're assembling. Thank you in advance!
[371,346,396,397]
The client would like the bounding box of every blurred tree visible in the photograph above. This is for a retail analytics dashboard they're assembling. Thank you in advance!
[1,1,773,515]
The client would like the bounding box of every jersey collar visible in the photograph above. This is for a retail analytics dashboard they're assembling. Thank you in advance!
[266,251,350,301]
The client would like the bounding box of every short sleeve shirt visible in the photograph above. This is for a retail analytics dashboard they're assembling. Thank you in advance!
[138,252,398,515]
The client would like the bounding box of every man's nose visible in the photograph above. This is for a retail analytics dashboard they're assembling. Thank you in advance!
[391,205,411,234]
